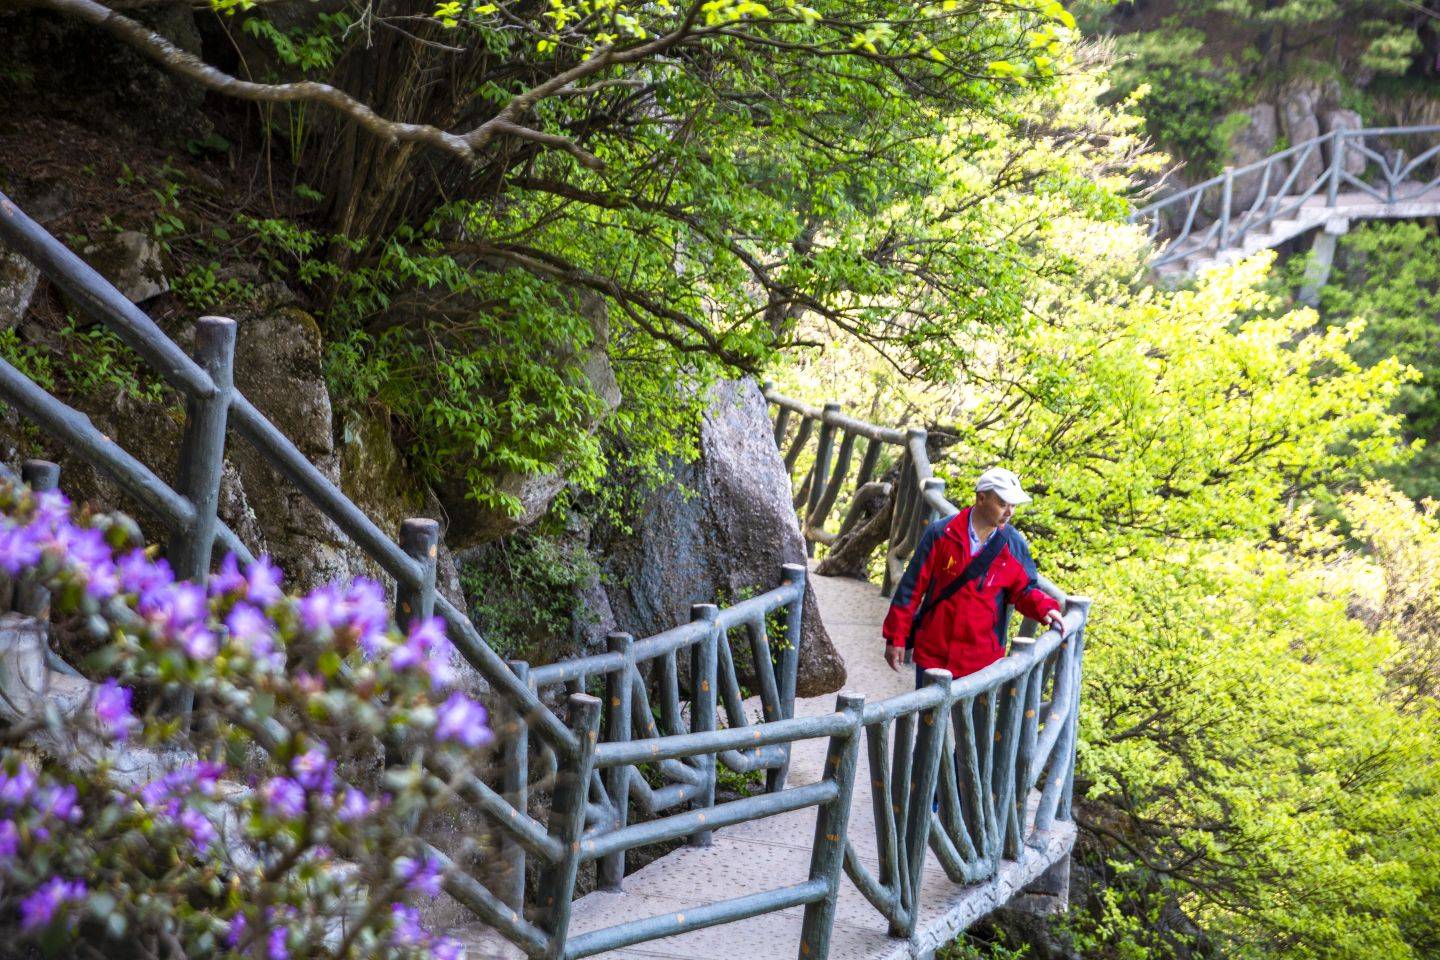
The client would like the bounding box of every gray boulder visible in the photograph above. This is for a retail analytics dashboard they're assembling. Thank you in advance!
[80,230,168,303]
[1279,89,1324,188]
[0,244,39,331]
[1323,109,1366,178]
[596,379,845,697]
[1224,104,1284,213]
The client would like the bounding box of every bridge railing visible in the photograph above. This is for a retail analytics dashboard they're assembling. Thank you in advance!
[763,386,1088,935]
[0,192,819,957]
[2,189,1090,959]
[1129,124,1440,269]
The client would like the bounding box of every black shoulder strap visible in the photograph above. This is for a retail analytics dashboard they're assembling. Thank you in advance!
[905,526,1007,649]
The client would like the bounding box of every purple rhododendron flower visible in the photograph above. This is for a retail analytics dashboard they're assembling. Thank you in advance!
[83,558,120,600]
[335,787,373,823]
[0,763,37,807]
[398,855,444,898]
[245,556,284,607]
[209,553,247,597]
[432,937,467,960]
[178,623,219,660]
[94,679,135,742]
[297,585,342,634]
[260,777,306,819]
[141,581,209,637]
[117,549,173,597]
[434,692,493,749]
[0,523,42,576]
[34,784,81,823]
[394,616,457,687]
[226,912,248,948]
[290,748,333,793]
[346,579,390,656]
[142,762,225,813]
[0,819,17,861]
[56,525,110,567]
[226,603,282,666]
[267,925,289,960]
[33,490,71,526]
[178,806,216,853]
[18,877,86,932]
[389,903,426,946]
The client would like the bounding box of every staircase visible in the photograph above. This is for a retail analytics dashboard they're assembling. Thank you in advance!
[1131,125,1440,280]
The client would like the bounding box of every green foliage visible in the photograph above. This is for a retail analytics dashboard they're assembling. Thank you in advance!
[714,764,765,799]
[1078,547,1440,959]
[241,13,350,73]
[1318,222,1440,501]
[938,933,1030,960]
[459,529,601,663]
[1104,30,1244,175]
[53,317,170,405]
[0,327,56,391]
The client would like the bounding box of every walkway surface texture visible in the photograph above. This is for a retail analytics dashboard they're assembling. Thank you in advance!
[499,569,1077,960]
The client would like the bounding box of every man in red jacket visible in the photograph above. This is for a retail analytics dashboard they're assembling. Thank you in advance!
[883,467,1063,680]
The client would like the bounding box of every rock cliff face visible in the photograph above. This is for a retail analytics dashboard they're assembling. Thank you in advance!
[592,379,847,698]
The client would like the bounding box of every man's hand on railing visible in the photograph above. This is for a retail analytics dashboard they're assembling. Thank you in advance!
[1044,609,1066,636]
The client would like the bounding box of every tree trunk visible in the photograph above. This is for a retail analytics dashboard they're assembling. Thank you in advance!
[815,481,893,579]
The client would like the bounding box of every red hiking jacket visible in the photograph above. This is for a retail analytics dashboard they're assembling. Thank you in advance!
[882,509,1059,678]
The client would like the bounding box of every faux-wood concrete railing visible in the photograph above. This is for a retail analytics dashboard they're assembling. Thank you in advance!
[0,193,1089,960]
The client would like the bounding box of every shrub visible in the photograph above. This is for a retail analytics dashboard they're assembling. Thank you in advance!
[0,479,493,958]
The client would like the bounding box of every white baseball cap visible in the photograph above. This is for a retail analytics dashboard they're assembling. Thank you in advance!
[975,467,1032,505]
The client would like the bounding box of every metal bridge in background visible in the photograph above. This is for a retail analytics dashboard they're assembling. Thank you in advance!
[1129,124,1440,293]
[0,192,1089,960]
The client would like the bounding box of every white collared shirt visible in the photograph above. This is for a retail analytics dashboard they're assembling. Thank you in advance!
[967,515,995,555]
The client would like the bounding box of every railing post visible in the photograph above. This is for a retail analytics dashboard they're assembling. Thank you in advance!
[797,692,865,960]
[396,518,439,629]
[170,316,235,580]
[1058,600,1090,822]
[769,562,806,792]
[901,669,950,938]
[1219,167,1234,247]
[1327,131,1345,207]
[1012,654,1045,852]
[773,406,792,450]
[804,403,841,556]
[881,435,921,598]
[170,316,235,717]
[1035,599,1089,831]
[500,658,532,911]
[536,693,602,960]
[689,604,719,846]
[994,670,1029,861]
[599,633,634,889]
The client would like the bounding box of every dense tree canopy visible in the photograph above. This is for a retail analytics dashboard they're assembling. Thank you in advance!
[18,0,1149,511]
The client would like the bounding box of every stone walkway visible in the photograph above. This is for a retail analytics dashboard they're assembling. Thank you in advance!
[542,571,1075,960]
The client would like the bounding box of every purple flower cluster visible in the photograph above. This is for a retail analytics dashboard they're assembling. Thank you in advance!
[137,761,225,852]
[0,480,497,960]
[435,692,494,750]
[1,761,80,827]
[397,855,444,897]
[139,761,224,815]
[93,678,136,741]
[391,616,458,689]
[19,876,87,932]
[389,902,466,959]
